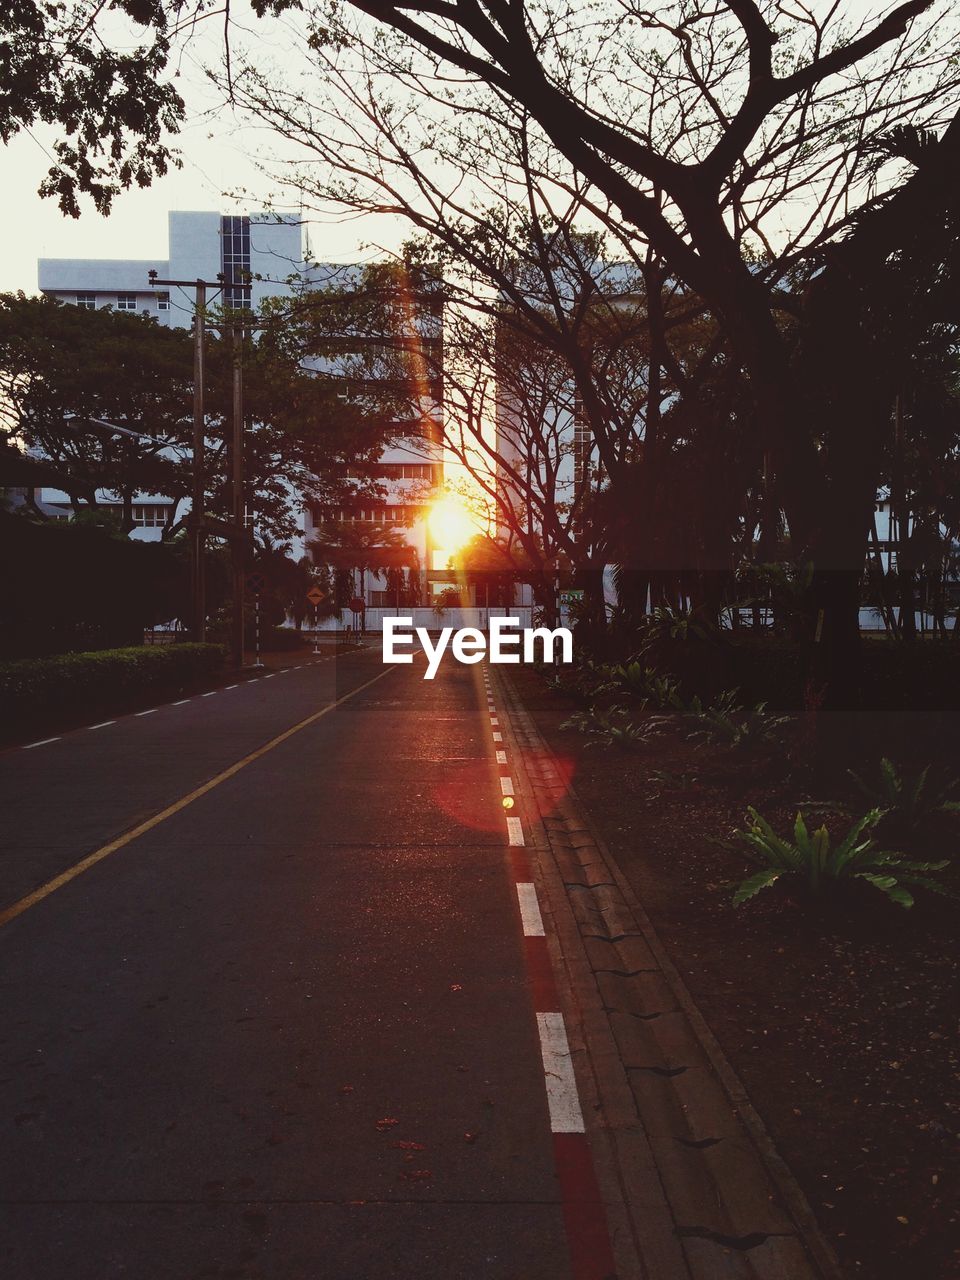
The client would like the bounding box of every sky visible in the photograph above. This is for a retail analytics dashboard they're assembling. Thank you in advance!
[0,0,941,297]
[0,124,395,296]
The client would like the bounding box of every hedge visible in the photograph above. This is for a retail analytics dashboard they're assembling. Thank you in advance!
[648,635,960,712]
[0,643,226,723]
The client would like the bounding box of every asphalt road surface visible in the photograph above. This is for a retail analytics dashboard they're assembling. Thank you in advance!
[0,649,587,1279]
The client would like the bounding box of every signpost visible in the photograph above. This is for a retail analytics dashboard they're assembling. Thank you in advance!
[306,586,326,654]
[246,571,267,669]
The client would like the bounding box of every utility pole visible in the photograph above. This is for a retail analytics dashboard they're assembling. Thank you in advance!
[148,272,216,642]
[193,282,207,642]
[148,273,264,662]
[230,322,245,668]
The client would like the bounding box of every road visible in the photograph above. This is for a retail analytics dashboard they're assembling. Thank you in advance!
[0,649,611,1279]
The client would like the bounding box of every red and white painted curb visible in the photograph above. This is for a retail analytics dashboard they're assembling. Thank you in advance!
[482,665,617,1280]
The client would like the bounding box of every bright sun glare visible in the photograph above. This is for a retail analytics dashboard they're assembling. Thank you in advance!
[428,497,476,552]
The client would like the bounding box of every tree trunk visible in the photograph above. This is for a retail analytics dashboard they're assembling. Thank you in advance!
[120,488,135,534]
[810,566,863,711]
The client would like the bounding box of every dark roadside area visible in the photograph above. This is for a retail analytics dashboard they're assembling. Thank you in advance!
[509,664,960,1280]
[0,638,365,752]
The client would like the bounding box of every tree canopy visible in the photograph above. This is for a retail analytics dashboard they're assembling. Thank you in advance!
[0,293,402,545]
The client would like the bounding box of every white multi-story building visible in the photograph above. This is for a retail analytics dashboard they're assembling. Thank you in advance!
[39,211,303,331]
[298,263,444,605]
[35,212,444,601]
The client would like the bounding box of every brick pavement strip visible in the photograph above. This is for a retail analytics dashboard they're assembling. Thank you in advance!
[496,670,846,1280]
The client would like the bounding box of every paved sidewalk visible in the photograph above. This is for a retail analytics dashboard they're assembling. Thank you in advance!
[496,669,846,1280]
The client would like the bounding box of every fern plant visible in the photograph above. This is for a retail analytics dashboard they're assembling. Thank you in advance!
[733,807,950,909]
[683,689,790,749]
[603,660,683,709]
[849,758,960,828]
[640,606,714,644]
[560,703,663,749]
[542,658,613,700]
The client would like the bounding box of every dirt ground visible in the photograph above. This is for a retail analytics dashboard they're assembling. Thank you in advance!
[510,666,960,1279]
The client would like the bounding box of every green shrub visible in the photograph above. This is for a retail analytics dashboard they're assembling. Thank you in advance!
[0,643,225,723]
[733,807,950,909]
[849,757,960,828]
[260,627,306,652]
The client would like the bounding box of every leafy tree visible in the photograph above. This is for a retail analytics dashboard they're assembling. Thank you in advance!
[0,293,400,546]
[1,0,190,215]
[0,293,194,529]
[309,518,413,601]
[1,0,292,215]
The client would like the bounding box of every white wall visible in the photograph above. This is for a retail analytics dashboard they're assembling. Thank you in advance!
[314,606,534,632]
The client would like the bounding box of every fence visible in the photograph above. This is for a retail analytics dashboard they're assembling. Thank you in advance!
[312,606,534,634]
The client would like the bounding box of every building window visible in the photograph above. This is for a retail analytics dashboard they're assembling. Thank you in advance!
[132,504,171,528]
[345,463,435,480]
[221,215,252,310]
[76,293,96,310]
[117,293,137,311]
[156,292,170,312]
[332,503,423,524]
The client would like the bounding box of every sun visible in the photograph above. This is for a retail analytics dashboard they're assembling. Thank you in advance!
[428,497,476,552]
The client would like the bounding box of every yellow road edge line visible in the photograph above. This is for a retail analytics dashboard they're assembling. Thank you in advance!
[0,665,394,930]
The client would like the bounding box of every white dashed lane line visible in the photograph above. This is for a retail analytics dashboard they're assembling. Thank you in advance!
[89,721,115,730]
[506,816,525,846]
[516,882,545,936]
[134,709,157,718]
[536,1012,585,1134]
[500,776,515,796]
[492,731,503,742]
[172,699,191,706]
[23,737,60,750]
[496,750,507,764]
